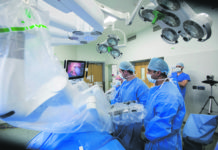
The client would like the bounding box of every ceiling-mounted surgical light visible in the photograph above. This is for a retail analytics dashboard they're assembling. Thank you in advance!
[157,0,180,11]
[96,43,108,53]
[138,3,156,22]
[162,12,180,27]
[107,34,119,46]
[161,28,179,44]
[110,48,123,59]
[183,13,212,41]
[96,33,124,59]
[138,0,212,44]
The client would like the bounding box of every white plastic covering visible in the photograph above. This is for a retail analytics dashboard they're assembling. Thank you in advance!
[0,0,112,133]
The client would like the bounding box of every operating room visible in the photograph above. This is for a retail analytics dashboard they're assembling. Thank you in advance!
[0,0,218,150]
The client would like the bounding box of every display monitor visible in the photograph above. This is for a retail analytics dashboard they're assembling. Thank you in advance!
[65,60,86,79]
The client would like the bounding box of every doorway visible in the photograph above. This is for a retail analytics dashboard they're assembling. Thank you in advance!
[83,62,105,91]
[133,60,154,88]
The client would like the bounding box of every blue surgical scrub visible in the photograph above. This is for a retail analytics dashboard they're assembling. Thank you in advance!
[111,78,149,150]
[144,81,186,150]
[111,78,149,105]
[170,72,190,98]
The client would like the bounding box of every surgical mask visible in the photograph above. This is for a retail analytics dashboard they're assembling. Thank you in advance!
[146,74,156,83]
[75,67,81,75]
[119,72,125,79]
[175,67,181,72]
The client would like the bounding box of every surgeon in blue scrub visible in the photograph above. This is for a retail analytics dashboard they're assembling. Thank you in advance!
[111,61,149,105]
[111,61,149,150]
[170,62,191,99]
[142,58,186,150]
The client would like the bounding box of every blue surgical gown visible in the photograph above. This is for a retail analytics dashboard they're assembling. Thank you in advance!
[170,72,190,98]
[111,78,149,105]
[111,78,149,150]
[144,81,186,150]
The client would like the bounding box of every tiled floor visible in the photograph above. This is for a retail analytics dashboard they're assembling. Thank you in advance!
[0,123,217,150]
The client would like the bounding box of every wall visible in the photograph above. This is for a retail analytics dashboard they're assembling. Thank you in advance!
[166,50,218,121]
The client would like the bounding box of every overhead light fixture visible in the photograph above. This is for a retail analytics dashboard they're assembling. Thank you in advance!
[110,48,123,59]
[96,33,125,59]
[157,0,180,11]
[96,42,108,53]
[107,34,119,46]
[161,28,179,44]
[138,0,212,44]
[96,25,126,59]
[138,3,156,22]
[96,35,123,59]
[162,12,180,27]
[183,13,212,41]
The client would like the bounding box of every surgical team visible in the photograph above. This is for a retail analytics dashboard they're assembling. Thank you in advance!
[111,57,186,150]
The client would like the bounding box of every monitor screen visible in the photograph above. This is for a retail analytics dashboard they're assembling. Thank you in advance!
[65,60,86,79]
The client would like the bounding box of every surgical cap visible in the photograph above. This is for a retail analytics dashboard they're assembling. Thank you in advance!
[176,62,184,67]
[148,58,169,75]
[119,61,135,72]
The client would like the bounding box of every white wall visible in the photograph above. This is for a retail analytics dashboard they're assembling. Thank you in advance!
[54,45,77,65]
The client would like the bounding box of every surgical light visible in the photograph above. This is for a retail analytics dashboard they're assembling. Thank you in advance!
[138,3,156,22]
[139,9,154,22]
[157,0,180,11]
[162,12,180,27]
[110,48,123,59]
[107,34,119,46]
[138,0,212,44]
[97,43,108,53]
[183,13,212,41]
[96,34,124,59]
[161,28,179,44]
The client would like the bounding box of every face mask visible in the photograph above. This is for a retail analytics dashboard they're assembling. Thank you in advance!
[175,67,181,72]
[146,74,156,83]
[75,67,81,75]
[119,72,125,79]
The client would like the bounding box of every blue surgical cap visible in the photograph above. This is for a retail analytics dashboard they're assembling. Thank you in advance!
[119,61,135,72]
[176,62,184,67]
[148,58,169,75]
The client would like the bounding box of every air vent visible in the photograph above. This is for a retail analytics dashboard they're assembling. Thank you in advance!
[127,35,136,42]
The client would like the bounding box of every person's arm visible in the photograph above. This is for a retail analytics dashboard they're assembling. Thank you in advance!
[178,80,188,87]
[137,83,149,105]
